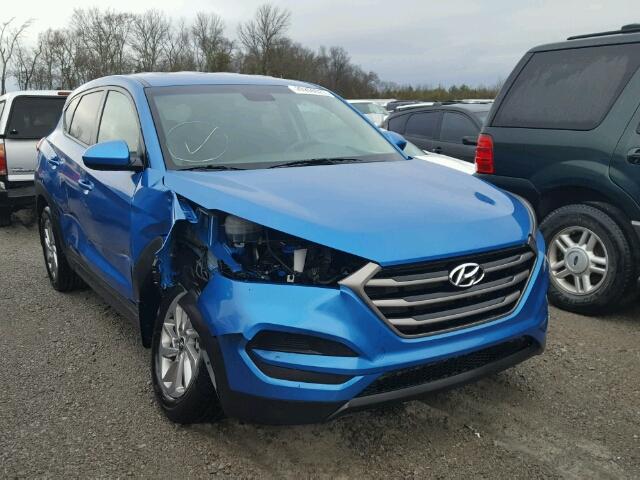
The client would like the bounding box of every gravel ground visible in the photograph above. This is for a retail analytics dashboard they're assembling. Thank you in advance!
[1,211,639,479]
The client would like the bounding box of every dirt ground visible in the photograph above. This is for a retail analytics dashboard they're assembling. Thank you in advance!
[1,212,638,479]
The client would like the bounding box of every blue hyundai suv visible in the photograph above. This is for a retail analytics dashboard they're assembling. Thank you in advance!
[35,73,548,424]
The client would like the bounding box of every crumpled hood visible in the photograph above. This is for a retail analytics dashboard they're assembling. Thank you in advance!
[163,159,531,266]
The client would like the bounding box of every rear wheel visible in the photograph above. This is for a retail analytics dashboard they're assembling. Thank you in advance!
[541,204,635,315]
[38,206,83,291]
[151,287,223,424]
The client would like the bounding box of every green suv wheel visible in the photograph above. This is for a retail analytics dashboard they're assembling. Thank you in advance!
[541,204,635,315]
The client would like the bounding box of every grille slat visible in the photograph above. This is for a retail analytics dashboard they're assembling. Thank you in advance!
[372,270,530,308]
[366,272,449,287]
[361,244,537,336]
[392,291,522,326]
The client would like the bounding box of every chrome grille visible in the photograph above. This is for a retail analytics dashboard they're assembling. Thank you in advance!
[343,243,537,337]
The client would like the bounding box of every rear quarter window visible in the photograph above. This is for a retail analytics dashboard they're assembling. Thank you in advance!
[494,43,640,130]
[5,96,66,139]
[63,96,81,133]
[0,101,5,123]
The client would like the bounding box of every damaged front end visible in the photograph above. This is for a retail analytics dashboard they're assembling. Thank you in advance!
[155,197,367,296]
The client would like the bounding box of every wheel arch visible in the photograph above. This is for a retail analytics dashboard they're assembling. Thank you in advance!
[538,185,620,220]
[133,237,164,348]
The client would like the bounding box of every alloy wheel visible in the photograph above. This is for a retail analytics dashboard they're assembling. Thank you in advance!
[548,226,608,295]
[156,296,201,399]
[42,215,59,280]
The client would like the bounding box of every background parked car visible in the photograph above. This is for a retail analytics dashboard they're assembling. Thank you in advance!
[396,134,474,174]
[476,24,640,314]
[0,91,68,226]
[383,101,491,162]
[347,99,389,126]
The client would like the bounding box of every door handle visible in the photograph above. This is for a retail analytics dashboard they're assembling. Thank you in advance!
[432,146,442,154]
[47,158,62,168]
[78,179,94,192]
[627,148,640,165]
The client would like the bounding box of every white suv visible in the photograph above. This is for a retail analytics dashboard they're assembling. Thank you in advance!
[0,91,68,225]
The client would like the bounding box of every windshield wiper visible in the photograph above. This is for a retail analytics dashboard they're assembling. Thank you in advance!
[180,164,245,171]
[268,158,361,169]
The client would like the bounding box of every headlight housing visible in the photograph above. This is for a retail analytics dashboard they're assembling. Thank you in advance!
[215,215,366,286]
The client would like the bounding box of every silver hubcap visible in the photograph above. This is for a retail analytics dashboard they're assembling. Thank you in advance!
[548,227,608,295]
[42,215,58,280]
[157,297,201,399]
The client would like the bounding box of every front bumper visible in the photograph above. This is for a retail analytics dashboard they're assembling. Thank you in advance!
[196,232,549,424]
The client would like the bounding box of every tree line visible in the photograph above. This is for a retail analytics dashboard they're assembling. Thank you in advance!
[0,4,500,100]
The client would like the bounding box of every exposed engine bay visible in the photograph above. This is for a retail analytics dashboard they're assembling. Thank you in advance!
[159,200,365,294]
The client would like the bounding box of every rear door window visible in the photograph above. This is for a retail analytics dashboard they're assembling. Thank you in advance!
[5,96,66,139]
[440,112,478,143]
[69,91,103,145]
[494,43,640,130]
[405,111,440,138]
[387,114,408,133]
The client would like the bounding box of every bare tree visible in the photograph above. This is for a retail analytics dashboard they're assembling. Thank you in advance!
[71,8,133,79]
[0,18,32,94]
[238,4,291,75]
[4,6,498,100]
[12,39,41,89]
[192,12,233,72]
[165,20,196,72]
[327,46,350,92]
[131,10,170,72]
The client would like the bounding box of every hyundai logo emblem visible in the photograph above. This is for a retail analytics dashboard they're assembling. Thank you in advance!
[449,263,484,288]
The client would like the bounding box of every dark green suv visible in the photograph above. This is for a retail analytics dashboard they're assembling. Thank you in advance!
[476,24,640,314]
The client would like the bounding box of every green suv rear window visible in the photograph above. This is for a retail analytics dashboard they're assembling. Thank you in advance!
[494,43,640,130]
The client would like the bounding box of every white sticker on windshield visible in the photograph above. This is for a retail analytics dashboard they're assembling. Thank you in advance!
[288,85,333,96]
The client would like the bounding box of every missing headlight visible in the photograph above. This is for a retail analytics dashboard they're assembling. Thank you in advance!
[219,215,365,286]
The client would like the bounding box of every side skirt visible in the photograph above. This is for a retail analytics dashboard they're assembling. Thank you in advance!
[65,247,139,324]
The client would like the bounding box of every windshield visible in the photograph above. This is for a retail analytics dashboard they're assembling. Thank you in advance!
[351,102,387,115]
[147,85,402,170]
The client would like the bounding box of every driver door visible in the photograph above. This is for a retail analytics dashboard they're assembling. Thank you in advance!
[78,89,144,301]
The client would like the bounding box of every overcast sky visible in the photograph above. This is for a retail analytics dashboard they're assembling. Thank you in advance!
[5,0,638,86]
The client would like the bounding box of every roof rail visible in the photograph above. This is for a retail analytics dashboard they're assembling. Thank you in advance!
[436,99,494,106]
[567,23,640,41]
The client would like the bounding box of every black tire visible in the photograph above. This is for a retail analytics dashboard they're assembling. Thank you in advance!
[38,206,84,292]
[151,286,223,424]
[540,204,635,315]
[0,208,11,227]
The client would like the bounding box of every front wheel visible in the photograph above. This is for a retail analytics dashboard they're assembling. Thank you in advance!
[151,287,223,424]
[541,204,635,315]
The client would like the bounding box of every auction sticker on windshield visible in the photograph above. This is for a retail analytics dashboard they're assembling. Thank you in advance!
[288,85,333,96]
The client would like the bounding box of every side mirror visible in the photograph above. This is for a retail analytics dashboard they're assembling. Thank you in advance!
[381,130,407,151]
[82,140,137,170]
[462,135,478,146]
